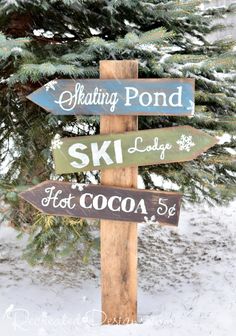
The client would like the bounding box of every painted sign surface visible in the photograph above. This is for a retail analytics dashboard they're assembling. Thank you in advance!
[27,79,195,116]
[52,126,217,174]
[20,181,182,225]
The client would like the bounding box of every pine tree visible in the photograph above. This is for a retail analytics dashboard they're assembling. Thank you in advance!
[0,0,235,265]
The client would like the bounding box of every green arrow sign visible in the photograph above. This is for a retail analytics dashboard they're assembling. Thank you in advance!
[52,126,217,174]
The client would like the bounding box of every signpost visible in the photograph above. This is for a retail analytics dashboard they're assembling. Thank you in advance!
[22,59,218,325]
[52,125,217,174]
[99,60,139,325]
[19,181,182,226]
[27,78,195,116]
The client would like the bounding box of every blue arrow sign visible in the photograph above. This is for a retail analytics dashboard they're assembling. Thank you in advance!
[27,78,195,116]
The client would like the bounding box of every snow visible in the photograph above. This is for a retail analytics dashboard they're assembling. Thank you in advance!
[0,198,236,335]
[33,29,55,39]
[124,20,139,28]
[10,47,23,54]
[88,28,101,36]
[159,54,171,64]
[63,33,75,38]
[33,29,45,37]
[217,133,233,144]
[43,31,54,39]
[137,44,158,53]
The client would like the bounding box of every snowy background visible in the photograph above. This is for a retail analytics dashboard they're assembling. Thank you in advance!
[0,1,235,335]
[203,0,236,42]
[0,198,235,336]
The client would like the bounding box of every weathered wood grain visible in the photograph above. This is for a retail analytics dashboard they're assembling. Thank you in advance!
[52,126,218,174]
[19,181,182,226]
[27,78,195,116]
[100,60,138,325]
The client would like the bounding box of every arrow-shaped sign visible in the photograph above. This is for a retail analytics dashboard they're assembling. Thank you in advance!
[27,78,195,116]
[19,181,182,226]
[52,126,217,174]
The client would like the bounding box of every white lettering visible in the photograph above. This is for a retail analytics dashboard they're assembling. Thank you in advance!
[128,136,172,160]
[169,86,182,107]
[156,198,177,218]
[121,197,135,213]
[54,83,184,113]
[154,92,167,106]
[93,194,107,210]
[139,92,152,106]
[41,186,76,209]
[134,199,148,214]
[107,196,121,212]
[91,141,113,166]
[55,83,119,113]
[125,87,138,106]
[79,192,148,216]
[157,198,168,216]
[79,193,93,209]
[114,139,123,164]
[69,143,89,169]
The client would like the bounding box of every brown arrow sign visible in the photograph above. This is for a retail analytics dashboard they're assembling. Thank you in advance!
[19,181,182,226]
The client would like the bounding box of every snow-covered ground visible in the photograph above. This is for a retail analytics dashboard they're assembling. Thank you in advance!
[0,199,235,336]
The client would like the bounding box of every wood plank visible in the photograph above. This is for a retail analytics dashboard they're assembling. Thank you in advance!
[52,126,217,174]
[19,181,182,226]
[100,60,138,324]
[27,78,195,116]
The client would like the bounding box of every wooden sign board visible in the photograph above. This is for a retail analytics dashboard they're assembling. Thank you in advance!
[19,181,182,226]
[52,126,217,174]
[27,78,195,116]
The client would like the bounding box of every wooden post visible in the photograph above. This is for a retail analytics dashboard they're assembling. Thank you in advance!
[100,60,138,324]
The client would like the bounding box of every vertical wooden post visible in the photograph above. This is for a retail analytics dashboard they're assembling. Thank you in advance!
[100,60,138,324]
